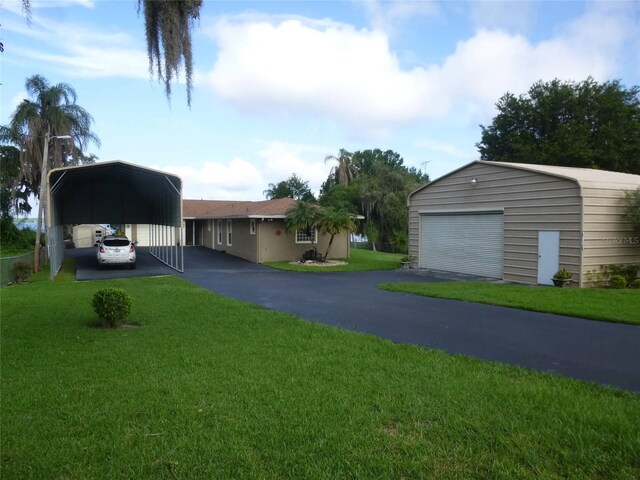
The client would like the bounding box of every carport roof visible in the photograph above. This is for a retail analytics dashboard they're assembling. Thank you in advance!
[48,160,183,226]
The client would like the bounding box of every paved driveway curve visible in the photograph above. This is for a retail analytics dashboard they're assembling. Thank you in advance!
[176,248,640,393]
[72,246,640,392]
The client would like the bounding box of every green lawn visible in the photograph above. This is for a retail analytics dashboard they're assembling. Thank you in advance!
[265,248,404,272]
[1,270,639,479]
[380,281,640,325]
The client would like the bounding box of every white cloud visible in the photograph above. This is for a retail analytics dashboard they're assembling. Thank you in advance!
[2,8,148,79]
[204,3,633,133]
[158,158,264,200]
[258,141,331,195]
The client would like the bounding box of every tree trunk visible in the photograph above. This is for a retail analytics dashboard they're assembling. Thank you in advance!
[323,234,335,261]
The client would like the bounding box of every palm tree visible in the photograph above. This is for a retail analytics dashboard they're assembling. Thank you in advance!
[324,149,358,186]
[4,74,100,272]
[285,200,322,260]
[318,207,357,261]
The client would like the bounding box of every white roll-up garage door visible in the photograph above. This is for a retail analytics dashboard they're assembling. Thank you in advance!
[419,212,504,278]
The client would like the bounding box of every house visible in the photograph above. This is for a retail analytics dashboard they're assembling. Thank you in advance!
[126,197,352,263]
[72,224,109,248]
[408,161,640,287]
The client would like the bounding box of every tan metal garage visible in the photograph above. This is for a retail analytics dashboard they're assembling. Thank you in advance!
[408,161,640,286]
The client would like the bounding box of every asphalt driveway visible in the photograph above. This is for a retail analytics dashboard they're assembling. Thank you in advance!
[71,246,640,392]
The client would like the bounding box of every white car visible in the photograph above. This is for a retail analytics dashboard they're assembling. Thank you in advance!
[97,236,136,269]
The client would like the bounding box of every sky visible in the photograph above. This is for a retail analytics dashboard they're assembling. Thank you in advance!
[1,0,639,201]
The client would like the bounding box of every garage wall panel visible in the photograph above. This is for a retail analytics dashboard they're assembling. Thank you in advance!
[409,162,582,285]
[420,213,504,278]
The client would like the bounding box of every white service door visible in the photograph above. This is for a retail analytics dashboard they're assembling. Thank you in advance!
[537,231,560,285]
[419,212,504,278]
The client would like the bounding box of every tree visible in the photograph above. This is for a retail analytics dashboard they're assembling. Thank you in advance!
[477,78,640,174]
[284,200,322,259]
[18,1,202,106]
[138,0,201,106]
[2,74,99,272]
[624,188,640,238]
[317,206,357,260]
[324,149,359,187]
[0,145,31,219]
[0,145,33,249]
[320,149,428,251]
[264,174,316,202]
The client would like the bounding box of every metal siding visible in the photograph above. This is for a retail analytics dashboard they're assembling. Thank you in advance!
[420,212,504,278]
[409,163,582,284]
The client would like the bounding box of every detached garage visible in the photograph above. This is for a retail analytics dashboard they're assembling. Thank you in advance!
[408,161,640,287]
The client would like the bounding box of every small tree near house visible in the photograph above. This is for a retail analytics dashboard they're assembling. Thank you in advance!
[318,206,357,260]
[285,200,357,261]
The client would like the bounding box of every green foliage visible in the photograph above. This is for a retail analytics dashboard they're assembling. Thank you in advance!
[609,275,628,289]
[553,267,574,280]
[624,188,640,237]
[630,279,640,289]
[1,145,32,219]
[320,149,428,249]
[0,223,36,252]
[264,173,316,201]
[10,261,32,283]
[317,206,358,260]
[92,288,132,328]
[478,77,640,173]
[605,264,639,285]
[587,264,640,287]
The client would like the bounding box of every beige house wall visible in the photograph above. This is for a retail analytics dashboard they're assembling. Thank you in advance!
[409,163,583,285]
[214,219,259,263]
[581,187,640,285]
[127,224,177,247]
[257,220,350,263]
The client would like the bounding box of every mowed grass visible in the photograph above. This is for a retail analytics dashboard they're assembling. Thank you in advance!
[2,274,640,479]
[380,281,640,325]
[265,248,403,272]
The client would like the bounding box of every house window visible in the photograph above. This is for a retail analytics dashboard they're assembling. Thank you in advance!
[295,226,317,244]
[227,220,232,246]
[250,219,256,235]
[217,220,222,244]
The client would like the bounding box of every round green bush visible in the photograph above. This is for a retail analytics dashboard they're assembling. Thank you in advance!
[630,279,640,289]
[609,275,627,289]
[92,288,132,327]
[10,261,32,283]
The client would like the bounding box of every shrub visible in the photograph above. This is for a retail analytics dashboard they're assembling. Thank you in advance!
[603,264,640,285]
[630,279,640,289]
[92,288,132,327]
[609,275,627,289]
[553,267,573,280]
[10,261,32,283]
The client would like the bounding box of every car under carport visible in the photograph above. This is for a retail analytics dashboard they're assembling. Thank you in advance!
[46,161,184,278]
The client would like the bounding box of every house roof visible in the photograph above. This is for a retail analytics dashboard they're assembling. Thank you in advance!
[183,197,297,219]
[409,160,640,199]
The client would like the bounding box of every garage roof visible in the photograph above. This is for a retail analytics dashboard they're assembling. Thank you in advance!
[409,161,640,199]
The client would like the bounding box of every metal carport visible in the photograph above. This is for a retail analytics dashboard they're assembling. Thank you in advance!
[46,161,183,279]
